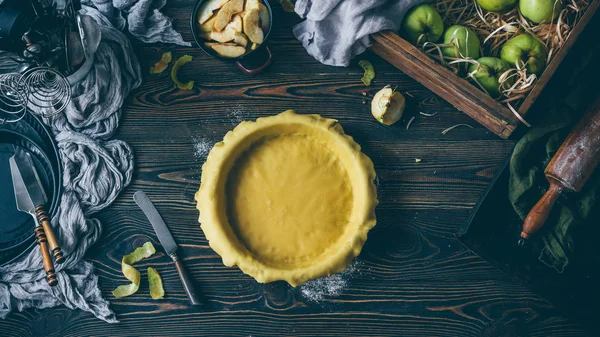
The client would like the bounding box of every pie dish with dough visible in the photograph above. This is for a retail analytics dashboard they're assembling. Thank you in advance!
[195,110,377,286]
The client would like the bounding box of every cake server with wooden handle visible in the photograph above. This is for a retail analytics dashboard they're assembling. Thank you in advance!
[133,190,201,305]
[9,148,64,286]
[519,96,600,246]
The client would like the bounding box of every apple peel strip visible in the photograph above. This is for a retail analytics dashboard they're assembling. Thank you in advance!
[112,242,156,298]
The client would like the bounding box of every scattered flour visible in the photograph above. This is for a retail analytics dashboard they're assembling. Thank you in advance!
[191,105,248,160]
[227,104,246,125]
[299,260,362,301]
[192,136,212,159]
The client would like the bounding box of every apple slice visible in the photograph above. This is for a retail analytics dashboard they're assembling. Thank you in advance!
[199,15,217,32]
[258,3,270,33]
[230,14,243,32]
[243,9,264,44]
[214,0,244,32]
[245,0,260,10]
[201,16,242,43]
[233,33,249,47]
[197,0,230,25]
[200,27,235,43]
[205,42,247,58]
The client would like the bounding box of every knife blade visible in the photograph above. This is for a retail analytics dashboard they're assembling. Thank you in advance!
[133,190,178,255]
[9,147,60,285]
[10,148,47,214]
[133,190,201,305]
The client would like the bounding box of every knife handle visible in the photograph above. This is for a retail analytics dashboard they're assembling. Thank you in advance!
[34,226,58,286]
[35,205,64,264]
[171,253,201,306]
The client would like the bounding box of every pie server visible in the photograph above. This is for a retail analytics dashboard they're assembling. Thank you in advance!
[9,147,64,286]
[133,190,201,305]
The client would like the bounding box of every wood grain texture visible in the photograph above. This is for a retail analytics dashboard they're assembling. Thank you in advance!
[0,2,596,336]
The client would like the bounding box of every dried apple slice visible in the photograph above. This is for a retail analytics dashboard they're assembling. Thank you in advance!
[245,0,260,10]
[233,32,249,47]
[230,15,243,32]
[258,3,270,33]
[205,42,246,58]
[198,0,230,25]
[199,15,217,32]
[200,18,240,43]
[214,0,244,32]
[200,31,234,43]
[243,9,264,44]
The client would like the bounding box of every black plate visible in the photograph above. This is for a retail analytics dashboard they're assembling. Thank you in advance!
[1,112,60,163]
[0,118,62,266]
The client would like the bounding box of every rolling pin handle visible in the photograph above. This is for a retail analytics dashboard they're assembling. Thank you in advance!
[520,183,563,244]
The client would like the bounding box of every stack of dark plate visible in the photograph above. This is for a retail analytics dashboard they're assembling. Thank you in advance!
[0,113,62,266]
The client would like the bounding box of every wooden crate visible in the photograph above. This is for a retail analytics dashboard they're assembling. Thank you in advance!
[370,0,600,139]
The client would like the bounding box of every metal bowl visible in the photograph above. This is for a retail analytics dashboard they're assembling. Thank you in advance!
[190,0,274,75]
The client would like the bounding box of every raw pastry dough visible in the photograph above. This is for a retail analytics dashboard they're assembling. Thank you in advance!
[195,110,377,286]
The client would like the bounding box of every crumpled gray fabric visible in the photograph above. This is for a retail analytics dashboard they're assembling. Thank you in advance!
[83,0,191,46]
[293,0,426,66]
[0,0,189,323]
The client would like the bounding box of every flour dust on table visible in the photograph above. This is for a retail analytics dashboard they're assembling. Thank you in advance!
[299,260,363,301]
[192,136,214,160]
[226,104,249,125]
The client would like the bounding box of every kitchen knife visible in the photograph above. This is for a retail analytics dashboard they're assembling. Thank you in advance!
[133,190,201,305]
[9,148,63,286]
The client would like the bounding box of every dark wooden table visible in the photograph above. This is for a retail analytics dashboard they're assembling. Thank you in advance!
[2,2,598,336]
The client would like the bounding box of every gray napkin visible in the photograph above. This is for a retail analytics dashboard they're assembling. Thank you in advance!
[0,0,189,323]
[293,0,426,66]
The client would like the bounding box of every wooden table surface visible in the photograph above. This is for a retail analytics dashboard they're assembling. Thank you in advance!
[2,2,598,336]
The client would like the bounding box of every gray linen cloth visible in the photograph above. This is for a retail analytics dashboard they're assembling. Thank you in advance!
[293,0,426,66]
[0,0,189,323]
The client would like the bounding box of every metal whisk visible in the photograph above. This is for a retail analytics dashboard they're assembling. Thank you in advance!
[19,67,71,118]
[0,73,27,124]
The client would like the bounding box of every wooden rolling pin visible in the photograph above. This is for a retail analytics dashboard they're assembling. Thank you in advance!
[519,96,600,246]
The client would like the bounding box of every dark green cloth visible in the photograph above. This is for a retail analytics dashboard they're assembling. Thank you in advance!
[508,54,600,273]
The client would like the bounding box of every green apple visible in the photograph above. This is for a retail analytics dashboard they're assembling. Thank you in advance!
[468,57,512,98]
[401,4,444,45]
[476,0,517,13]
[442,25,481,60]
[520,0,562,23]
[500,34,547,74]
